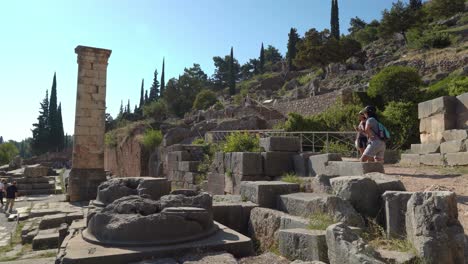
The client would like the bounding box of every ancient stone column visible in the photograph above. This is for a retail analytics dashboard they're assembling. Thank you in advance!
[68,45,112,202]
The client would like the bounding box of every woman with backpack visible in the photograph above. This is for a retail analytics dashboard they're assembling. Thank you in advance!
[355,111,368,156]
[360,105,387,163]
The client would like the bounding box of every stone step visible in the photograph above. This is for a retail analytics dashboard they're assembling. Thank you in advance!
[278,192,364,227]
[19,188,56,196]
[278,228,328,262]
[240,181,300,209]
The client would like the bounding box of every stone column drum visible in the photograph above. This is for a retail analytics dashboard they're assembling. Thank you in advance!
[68,45,112,202]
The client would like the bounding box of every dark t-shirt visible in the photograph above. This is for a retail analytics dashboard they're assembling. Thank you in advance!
[6,185,17,199]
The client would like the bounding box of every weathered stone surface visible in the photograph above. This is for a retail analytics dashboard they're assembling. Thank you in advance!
[210,152,225,174]
[405,191,465,264]
[456,92,468,129]
[326,223,386,264]
[410,143,440,154]
[293,152,318,176]
[382,191,413,238]
[420,153,444,166]
[280,214,310,230]
[259,136,301,152]
[23,166,50,177]
[262,152,295,177]
[179,161,201,172]
[446,152,468,166]
[240,181,299,209]
[399,153,421,166]
[180,252,238,264]
[384,150,400,164]
[442,129,468,141]
[248,207,285,252]
[207,172,225,195]
[330,176,380,218]
[364,172,405,194]
[308,154,342,176]
[278,193,364,227]
[278,228,328,262]
[290,261,326,264]
[376,249,417,264]
[32,229,60,250]
[38,213,67,230]
[168,151,191,162]
[418,96,456,119]
[163,127,192,147]
[239,252,289,264]
[326,161,385,176]
[213,201,257,235]
[130,259,178,264]
[225,152,263,176]
[440,140,466,154]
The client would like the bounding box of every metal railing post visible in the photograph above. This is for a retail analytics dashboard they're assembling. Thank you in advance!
[326,132,329,153]
[312,133,315,153]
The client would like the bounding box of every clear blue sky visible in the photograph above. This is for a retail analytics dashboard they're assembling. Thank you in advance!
[0,0,401,141]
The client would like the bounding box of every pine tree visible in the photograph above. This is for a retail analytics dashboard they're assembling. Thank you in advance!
[31,90,50,155]
[57,103,65,151]
[331,0,340,40]
[160,58,165,97]
[259,43,265,74]
[409,0,422,9]
[48,72,60,152]
[118,100,124,118]
[229,47,236,95]
[287,28,300,70]
[149,69,160,102]
[139,79,144,108]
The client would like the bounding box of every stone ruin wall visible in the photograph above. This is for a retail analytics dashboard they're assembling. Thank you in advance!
[104,137,149,177]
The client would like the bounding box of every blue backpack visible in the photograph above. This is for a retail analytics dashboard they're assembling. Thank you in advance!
[368,117,391,141]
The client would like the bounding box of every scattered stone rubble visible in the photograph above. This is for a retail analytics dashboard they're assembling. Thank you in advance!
[401,92,468,166]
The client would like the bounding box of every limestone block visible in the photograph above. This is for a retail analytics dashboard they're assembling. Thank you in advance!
[456,92,468,129]
[440,140,466,154]
[293,152,318,176]
[183,172,198,184]
[259,136,301,152]
[24,166,49,177]
[405,191,465,264]
[178,161,201,172]
[278,228,328,262]
[410,143,440,154]
[278,192,364,227]
[280,214,310,230]
[420,131,444,144]
[261,152,294,177]
[309,153,342,176]
[239,252,290,264]
[248,207,286,252]
[420,113,456,134]
[65,212,84,225]
[32,229,60,250]
[418,96,456,119]
[181,252,238,264]
[364,172,406,195]
[38,213,67,230]
[167,151,191,162]
[420,153,444,166]
[442,129,468,141]
[213,201,257,234]
[326,161,385,176]
[224,173,267,195]
[376,249,418,264]
[209,152,225,174]
[382,191,413,238]
[445,152,468,166]
[240,181,300,209]
[207,172,225,195]
[326,223,386,264]
[225,152,263,176]
[384,150,400,164]
[330,176,380,218]
[400,153,421,166]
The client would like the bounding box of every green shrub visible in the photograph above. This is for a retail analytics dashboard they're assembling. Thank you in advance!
[448,76,468,96]
[143,100,168,119]
[223,132,261,153]
[193,90,218,110]
[353,26,379,46]
[104,132,118,148]
[321,141,353,155]
[408,28,452,49]
[425,0,465,20]
[213,101,224,110]
[382,101,419,149]
[368,66,422,103]
[308,213,335,230]
[192,137,205,145]
[281,173,304,185]
[233,94,243,105]
[0,142,19,166]
[140,129,163,150]
[297,74,314,86]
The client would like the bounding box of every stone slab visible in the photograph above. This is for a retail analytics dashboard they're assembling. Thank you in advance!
[213,201,257,235]
[440,140,466,154]
[446,152,468,166]
[178,161,201,172]
[240,181,300,209]
[207,172,225,195]
[420,153,444,166]
[59,222,253,264]
[399,154,421,166]
[280,214,310,230]
[442,129,468,141]
[278,228,328,262]
[32,229,60,250]
[410,143,440,154]
[382,191,413,239]
[248,207,285,252]
[262,152,295,177]
[293,152,318,176]
[225,152,263,176]
[39,213,67,230]
[308,154,342,176]
[326,161,385,176]
[259,136,301,152]
[418,96,456,119]
[457,92,468,129]
[376,249,417,264]
[23,166,49,177]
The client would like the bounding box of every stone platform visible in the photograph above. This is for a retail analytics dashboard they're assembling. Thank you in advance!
[59,222,253,264]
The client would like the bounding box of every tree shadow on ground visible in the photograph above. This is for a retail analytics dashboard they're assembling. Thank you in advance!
[385,173,462,179]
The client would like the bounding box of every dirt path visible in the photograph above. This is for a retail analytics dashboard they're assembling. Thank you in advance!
[385,165,468,234]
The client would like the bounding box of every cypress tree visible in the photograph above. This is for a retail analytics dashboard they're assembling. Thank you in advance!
[149,69,160,102]
[127,100,131,114]
[57,103,65,151]
[144,90,148,104]
[287,28,300,70]
[259,43,265,74]
[48,72,60,152]
[160,58,165,97]
[134,105,138,113]
[139,79,144,108]
[331,0,340,40]
[229,47,236,95]
[119,100,124,118]
[31,90,50,155]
